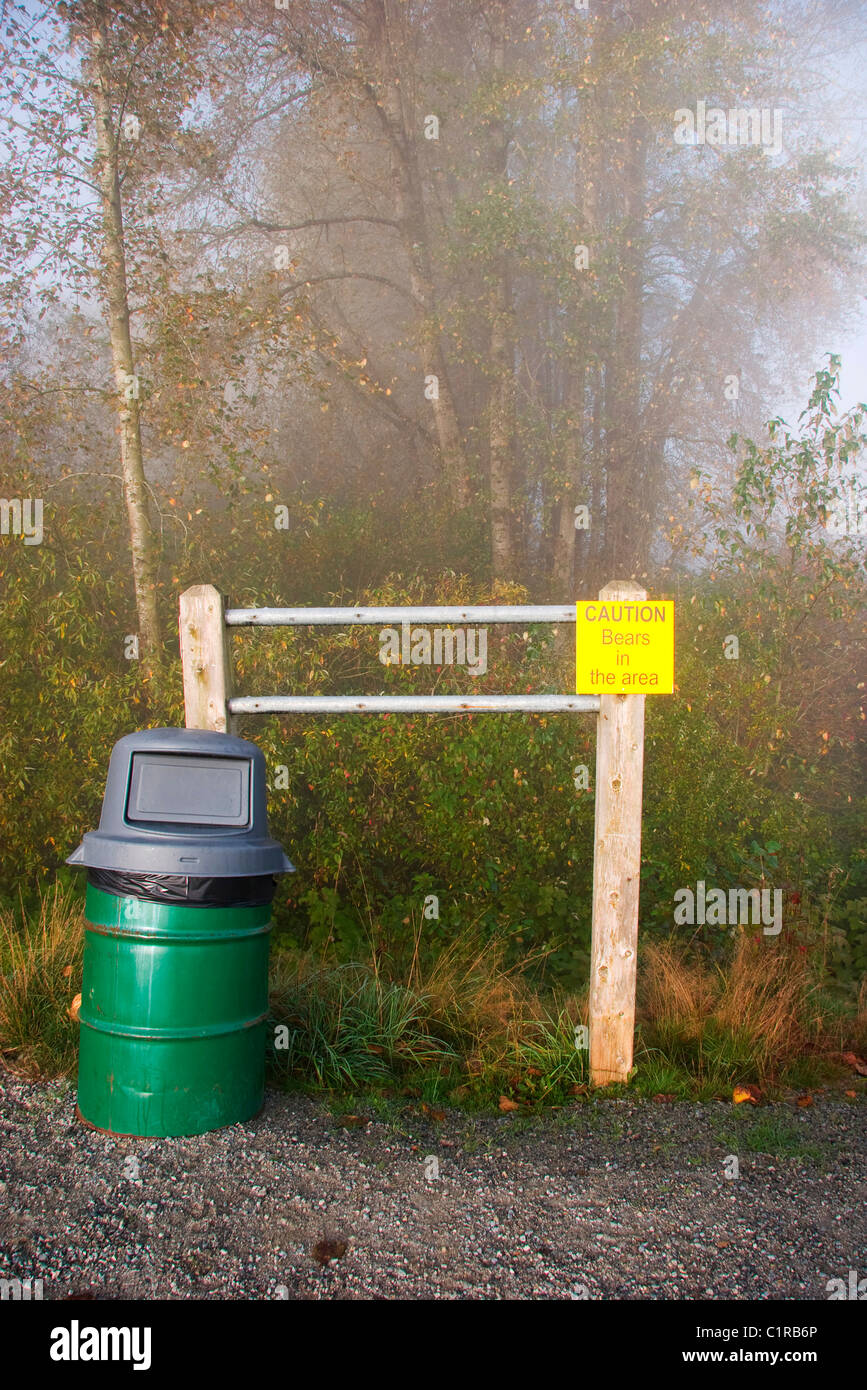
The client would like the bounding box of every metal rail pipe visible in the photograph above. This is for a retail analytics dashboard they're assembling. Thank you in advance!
[228,694,599,715]
[224,605,575,627]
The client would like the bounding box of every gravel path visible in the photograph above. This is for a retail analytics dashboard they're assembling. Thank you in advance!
[1,1075,864,1300]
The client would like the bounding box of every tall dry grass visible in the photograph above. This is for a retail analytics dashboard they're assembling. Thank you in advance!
[638,933,818,1080]
[0,885,84,1078]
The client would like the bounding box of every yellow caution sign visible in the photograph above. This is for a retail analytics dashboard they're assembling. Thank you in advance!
[576,599,674,694]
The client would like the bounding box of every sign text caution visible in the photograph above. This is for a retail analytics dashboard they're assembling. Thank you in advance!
[576,600,674,694]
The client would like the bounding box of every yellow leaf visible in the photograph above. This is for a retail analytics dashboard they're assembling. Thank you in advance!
[733,1083,761,1105]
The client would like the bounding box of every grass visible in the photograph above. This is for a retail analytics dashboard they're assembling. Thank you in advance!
[0,887,864,1113]
[632,934,857,1094]
[0,884,83,1078]
[268,957,459,1089]
[267,926,591,1106]
[714,1113,828,1165]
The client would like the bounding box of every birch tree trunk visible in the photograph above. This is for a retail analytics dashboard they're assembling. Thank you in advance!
[90,16,163,688]
[486,0,515,580]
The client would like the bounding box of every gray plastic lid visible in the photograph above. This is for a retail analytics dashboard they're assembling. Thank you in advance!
[67,728,294,878]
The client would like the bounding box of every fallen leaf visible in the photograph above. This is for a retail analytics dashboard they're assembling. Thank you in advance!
[733,1083,762,1105]
[845,1089,857,1099]
[68,993,81,1022]
[652,1093,676,1102]
[421,1102,446,1123]
[796,1093,813,1108]
[311,1238,347,1266]
[842,1052,867,1076]
[498,1095,520,1112]
[335,1114,368,1128]
[62,965,72,979]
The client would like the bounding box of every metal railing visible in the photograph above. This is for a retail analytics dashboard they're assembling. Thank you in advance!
[221,602,596,715]
[179,582,648,1086]
[224,603,576,626]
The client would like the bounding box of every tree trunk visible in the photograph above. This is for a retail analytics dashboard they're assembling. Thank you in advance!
[363,0,471,510]
[551,364,587,598]
[486,0,515,580]
[90,19,163,688]
[551,117,600,598]
[488,265,515,578]
[605,103,648,579]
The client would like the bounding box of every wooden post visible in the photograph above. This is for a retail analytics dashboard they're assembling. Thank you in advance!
[589,580,647,1085]
[179,584,235,733]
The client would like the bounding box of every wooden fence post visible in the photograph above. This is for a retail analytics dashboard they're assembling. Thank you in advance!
[589,580,647,1085]
[179,584,235,733]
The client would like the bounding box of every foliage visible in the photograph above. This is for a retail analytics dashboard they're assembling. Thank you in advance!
[0,387,864,997]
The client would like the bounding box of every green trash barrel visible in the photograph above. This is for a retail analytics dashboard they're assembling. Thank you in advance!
[67,729,294,1138]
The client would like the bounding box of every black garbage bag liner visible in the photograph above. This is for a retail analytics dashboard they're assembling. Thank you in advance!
[86,867,278,907]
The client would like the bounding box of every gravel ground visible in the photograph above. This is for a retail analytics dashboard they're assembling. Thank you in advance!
[0,1075,864,1300]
